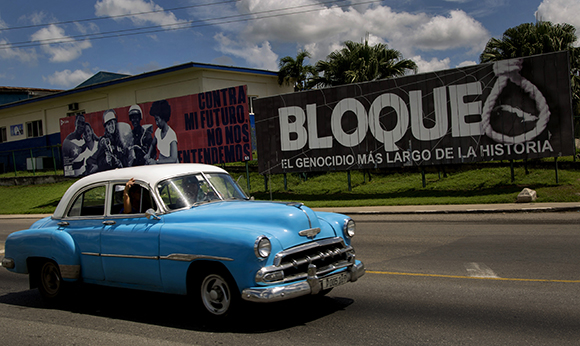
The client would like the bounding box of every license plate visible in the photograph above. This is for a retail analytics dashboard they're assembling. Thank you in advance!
[321,272,349,290]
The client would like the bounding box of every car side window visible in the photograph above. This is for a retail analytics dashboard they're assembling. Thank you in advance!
[158,174,208,210]
[68,185,106,217]
[111,183,156,214]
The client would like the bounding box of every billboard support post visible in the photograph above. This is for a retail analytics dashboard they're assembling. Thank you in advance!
[347,170,352,191]
[555,157,559,184]
[510,160,515,182]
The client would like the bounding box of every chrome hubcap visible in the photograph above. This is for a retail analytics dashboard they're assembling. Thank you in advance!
[201,274,231,315]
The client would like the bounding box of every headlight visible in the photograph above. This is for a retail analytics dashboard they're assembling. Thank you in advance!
[344,219,355,238]
[254,236,271,259]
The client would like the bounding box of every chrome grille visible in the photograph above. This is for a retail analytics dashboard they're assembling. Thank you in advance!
[256,237,354,284]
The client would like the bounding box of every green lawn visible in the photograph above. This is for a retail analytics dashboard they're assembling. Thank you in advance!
[3,161,578,214]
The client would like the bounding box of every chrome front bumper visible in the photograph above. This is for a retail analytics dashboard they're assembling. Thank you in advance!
[241,259,365,303]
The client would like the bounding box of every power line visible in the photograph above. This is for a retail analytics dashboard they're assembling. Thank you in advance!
[0,0,242,33]
[0,0,379,50]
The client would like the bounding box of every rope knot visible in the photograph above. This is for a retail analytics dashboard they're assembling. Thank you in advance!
[493,58,523,77]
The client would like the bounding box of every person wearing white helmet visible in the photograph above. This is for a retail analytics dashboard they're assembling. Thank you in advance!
[128,105,153,166]
[97,109,135,171]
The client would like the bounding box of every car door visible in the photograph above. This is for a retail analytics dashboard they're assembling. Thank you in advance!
[63,183,107,282]
[99,181,163,289]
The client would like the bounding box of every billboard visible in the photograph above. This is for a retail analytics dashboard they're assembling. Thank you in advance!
[254,52,575,174]
[60,85,251,177]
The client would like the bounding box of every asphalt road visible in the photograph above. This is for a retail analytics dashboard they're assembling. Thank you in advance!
[1,213,579,345]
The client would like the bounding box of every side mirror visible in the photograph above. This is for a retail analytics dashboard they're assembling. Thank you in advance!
[145,208,160,220]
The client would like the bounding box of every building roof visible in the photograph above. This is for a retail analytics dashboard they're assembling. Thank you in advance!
[75,71,130,89]
[0,62,278,111]
[0,86,63,94]
[0,86,64,106]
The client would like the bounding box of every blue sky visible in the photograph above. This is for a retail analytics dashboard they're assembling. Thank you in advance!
[0,0,578,90]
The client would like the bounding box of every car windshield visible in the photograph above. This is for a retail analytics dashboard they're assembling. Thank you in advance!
[157,172,248,210]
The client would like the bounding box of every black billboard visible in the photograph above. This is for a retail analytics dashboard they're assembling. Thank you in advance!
[254,51,574,174]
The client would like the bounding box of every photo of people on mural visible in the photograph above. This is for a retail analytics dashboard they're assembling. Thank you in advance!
[145,100,178,164]
[60,85,251,178]
[61,99,178,177]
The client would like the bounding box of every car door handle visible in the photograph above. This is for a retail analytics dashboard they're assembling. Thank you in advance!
[103,220,116,225]
[57,221,69,227]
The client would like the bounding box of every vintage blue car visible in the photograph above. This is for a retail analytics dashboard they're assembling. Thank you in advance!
[2,164,364,318]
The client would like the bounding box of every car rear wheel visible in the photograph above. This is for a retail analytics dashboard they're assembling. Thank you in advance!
[38,261,64,300]
[198,271,237,318]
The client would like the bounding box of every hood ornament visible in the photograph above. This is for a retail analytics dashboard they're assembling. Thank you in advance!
[299,227,321,238]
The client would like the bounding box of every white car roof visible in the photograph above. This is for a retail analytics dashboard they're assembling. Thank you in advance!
[53,163,227,218]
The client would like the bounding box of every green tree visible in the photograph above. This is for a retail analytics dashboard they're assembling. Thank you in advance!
[311,38,417,88]
[480,21,580,137]
[277,50,316,92]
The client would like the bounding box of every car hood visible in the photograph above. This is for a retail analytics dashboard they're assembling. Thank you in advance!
[167,199,340,248]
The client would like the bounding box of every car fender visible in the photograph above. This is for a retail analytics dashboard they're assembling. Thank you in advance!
[5,228,81,280]
[159,222,278,295]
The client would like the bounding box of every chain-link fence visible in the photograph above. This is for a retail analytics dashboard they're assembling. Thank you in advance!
[0,145,62,176]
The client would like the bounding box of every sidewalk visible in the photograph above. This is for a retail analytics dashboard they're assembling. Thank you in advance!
[1,202,579,219]
[314,202,580,215]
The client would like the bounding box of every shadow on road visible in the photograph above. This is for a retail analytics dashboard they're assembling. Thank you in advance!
[0,284,354,332]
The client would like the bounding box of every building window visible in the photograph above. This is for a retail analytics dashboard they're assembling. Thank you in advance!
[67,110,85,118]
[0,127,6,143]
[26,120,43,138]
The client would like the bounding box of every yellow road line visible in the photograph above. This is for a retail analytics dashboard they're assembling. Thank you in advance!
[366,270,580,283]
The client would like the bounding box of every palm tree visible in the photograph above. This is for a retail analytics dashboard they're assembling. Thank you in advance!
[311,38,417,88]
[277,50,316,92]
[480,21,580,137]
[480,22,577,61]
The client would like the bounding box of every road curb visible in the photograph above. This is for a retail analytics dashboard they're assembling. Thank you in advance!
[314,204,580,215]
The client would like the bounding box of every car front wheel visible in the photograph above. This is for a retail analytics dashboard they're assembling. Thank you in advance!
[199,272,236,318]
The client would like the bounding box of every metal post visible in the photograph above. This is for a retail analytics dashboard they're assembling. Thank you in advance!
[284,173,287,191]
[510,160,515,182]
[29,149,36,175]
[51,145,57,175]
[12,151,16,177]
[555,157,559,184]
[245,161,251,191]
[347,170,352,191]
[421,167,426,188]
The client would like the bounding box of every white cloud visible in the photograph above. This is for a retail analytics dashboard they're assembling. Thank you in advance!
[212,1,490,71]
[0,39,38,63]
[457,60,477,68]
[95,0,187,27]
[30,24,92,62]
[18,11,54,26]
[412,56,451,73]
[408,10,489,53]
[537,0,580,44]
[214,33,278,70]
[44,69,93,88]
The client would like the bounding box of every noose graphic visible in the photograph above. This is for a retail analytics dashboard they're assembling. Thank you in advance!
[480,58,550,144]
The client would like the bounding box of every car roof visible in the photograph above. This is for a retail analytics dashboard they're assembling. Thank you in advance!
[53,163,227,218]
